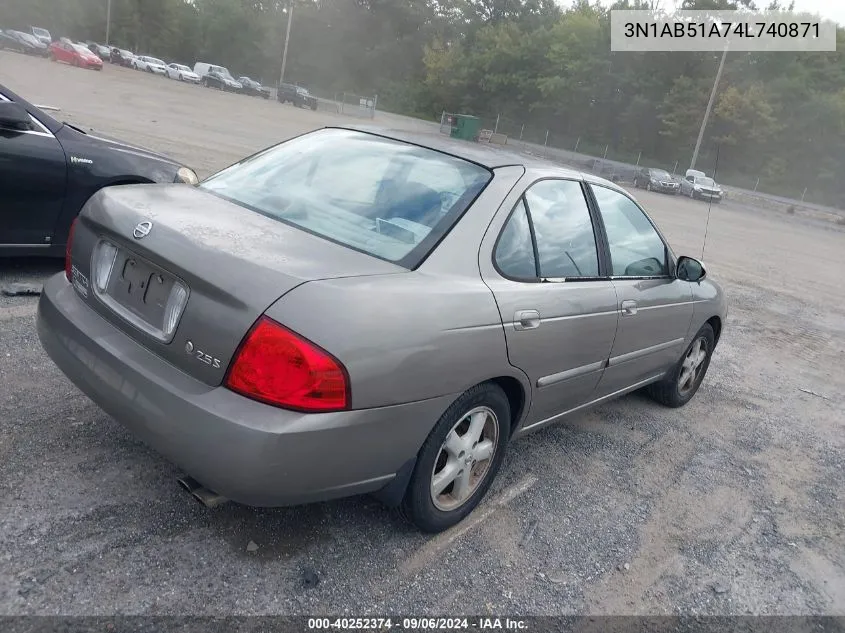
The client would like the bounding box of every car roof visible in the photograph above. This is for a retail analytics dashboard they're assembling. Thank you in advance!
[334,125,623,189]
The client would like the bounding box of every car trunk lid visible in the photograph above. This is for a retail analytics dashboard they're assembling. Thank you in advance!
[71,184,404,386]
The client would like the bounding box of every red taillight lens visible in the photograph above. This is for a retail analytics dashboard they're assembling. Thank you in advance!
[225,316,349,412]
[65,217,78,282]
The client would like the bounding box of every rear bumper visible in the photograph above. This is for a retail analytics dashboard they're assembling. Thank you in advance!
[37,273,453,506]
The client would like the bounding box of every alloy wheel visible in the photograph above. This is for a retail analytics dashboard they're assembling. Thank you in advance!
[430,406,499,512]
[679,337,707,395]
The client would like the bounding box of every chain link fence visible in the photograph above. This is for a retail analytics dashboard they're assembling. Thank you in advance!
[448,110,843,215]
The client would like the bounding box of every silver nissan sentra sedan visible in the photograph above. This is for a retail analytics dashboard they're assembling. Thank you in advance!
[37,126,727,532]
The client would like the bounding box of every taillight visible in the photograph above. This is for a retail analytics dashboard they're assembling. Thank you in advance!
[65,217,78,282]
[225,316,349,412]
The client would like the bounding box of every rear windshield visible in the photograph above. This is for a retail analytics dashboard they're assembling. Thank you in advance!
[200,128,492,268]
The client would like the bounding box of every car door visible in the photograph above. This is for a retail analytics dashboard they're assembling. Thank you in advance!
[480,177,620,430]
[588,183,694,396]
[0,92,67,246]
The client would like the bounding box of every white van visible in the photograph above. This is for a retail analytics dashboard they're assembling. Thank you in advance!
[193,62,235,79]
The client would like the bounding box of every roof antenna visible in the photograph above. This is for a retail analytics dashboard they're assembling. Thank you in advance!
[700,142,720,261]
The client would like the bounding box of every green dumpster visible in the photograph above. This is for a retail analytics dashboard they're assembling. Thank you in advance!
[449,114,482,141]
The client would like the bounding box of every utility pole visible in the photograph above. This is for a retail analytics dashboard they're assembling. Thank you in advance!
[105,0,111,46]
[690,44,728,171]
[279,1,294,88]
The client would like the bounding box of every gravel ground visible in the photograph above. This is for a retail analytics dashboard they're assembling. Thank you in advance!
[1,53,843,616]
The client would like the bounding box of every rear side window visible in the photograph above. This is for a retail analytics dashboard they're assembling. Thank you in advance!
[200,128,492,268]
[495,199,537,279]
[524,180,600,278]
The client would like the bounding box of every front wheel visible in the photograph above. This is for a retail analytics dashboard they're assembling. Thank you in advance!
[646,323,715,408]
[401,382,511,533]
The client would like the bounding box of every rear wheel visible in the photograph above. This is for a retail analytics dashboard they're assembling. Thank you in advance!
[401,382,511,533]
[646,323,715,408]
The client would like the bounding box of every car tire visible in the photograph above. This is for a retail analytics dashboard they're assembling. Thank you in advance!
[401,382,511,533]
[147,67,152,73]
[646,323,715,408]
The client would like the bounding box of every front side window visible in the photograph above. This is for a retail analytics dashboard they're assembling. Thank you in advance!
[200,128,491,268]
[495,199,537,280]
[524,179,600,278]
[591,185,668,277]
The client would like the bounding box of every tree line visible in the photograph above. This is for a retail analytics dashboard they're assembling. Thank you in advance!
[2,0,843,206]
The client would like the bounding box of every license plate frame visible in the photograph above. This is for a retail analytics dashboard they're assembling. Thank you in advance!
[94,243,185,342]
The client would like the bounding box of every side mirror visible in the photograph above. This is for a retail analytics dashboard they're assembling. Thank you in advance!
[0,101,32,130]
[676,256,706,282]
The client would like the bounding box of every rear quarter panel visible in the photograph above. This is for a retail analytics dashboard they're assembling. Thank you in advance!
[264,165,532,413]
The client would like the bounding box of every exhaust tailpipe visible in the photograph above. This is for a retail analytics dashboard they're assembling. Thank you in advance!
[177,475,228,508]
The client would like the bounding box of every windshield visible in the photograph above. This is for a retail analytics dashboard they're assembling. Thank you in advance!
[32,27,49,37]
[650,170,671,179]
[695,177,716,186]
[296,87,310,95]
[147,58,165,66]
[175,64,190,71]
[120,49,132,56]
[71,44,91,54]
[18,33,38,44]
[200,128,491,267]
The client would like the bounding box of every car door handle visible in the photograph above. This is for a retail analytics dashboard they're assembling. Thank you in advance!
[620,300,638,316]
[514,309,541,331]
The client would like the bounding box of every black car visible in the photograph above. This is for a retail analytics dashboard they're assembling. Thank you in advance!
[109,47,134,66]
[633,167,680,195]
[202,69,242,92]
[237,76,270,99]
[0,83,198,257]
[2,30,49,56]
[277,83,317,110]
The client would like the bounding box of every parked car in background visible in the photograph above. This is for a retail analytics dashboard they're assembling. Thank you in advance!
[166,63,200,83]
[194,63,242,91]
[37,126,725,533]
[29,26,51,45]
[0,82,198,257]
[238,76,270,99]
[0,30,28,52]
[277,83,317,110]
[4,30,49,56]
[633,167,679,195]
[132,55,167,75]
[109,47,134,66]
[49,41,103,70]
[679,173,723,202]
[86,42,111,60]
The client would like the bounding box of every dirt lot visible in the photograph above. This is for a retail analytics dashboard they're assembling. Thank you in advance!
[1,53,844,616]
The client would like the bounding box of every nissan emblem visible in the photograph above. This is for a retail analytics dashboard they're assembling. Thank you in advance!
[133,221,153,239]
